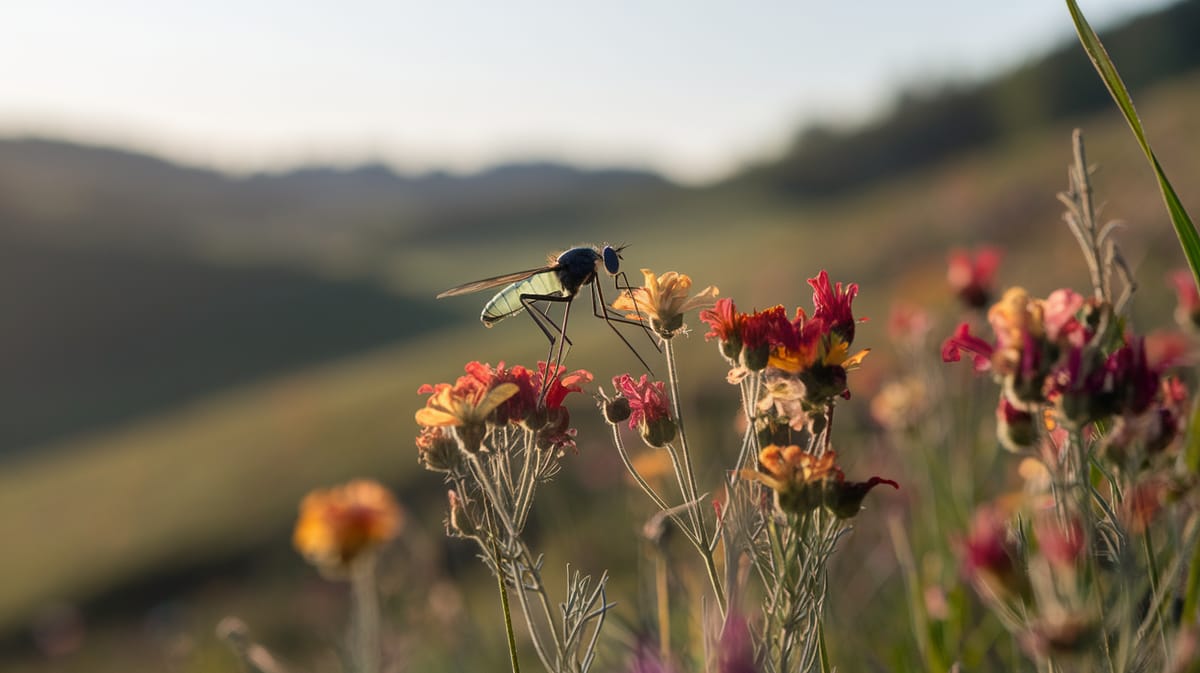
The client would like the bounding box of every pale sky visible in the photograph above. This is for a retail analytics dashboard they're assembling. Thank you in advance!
[0,1,1175,184]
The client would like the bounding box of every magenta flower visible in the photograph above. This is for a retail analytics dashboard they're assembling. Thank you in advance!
[808,270,859,343]
[941,322,994,372]
[613,374,672,429]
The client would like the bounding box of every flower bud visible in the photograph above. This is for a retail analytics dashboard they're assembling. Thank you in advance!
[604,396,632,424]
[775,482,822,516]
[824,476,899,518]
[652,313,684,338]
[742,343,770,371]
[996,397,1037,452]
[640,417,677,448]
[800,364,847,403]
[417,427,464,474]
[454,422,487,454]
[719,336,742,362]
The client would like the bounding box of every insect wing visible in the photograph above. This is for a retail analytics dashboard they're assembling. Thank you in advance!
[436,265,557,298]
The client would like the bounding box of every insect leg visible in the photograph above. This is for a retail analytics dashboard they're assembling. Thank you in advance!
[591,280,656,375]
[611,270,663,352]
[520,293,575,398]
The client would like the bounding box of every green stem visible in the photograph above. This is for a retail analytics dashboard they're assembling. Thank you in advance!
[490,535,523,673]
[1183,511,1200,624]
[1142,533,1169,657]
[818,621,832,673]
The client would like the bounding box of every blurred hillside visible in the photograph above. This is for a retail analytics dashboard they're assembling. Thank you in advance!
[0,147,670,455]
[3,1,1200,671]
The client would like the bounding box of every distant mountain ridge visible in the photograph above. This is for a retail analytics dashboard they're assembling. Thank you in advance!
[0,138,672,246]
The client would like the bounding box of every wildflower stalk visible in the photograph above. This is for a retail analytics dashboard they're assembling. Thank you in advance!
[350,556,380,673]
[1185,512,1200,626]
[489,515,523,673]
[1133,508,1169,656]
[654,546,671,663]
[662,338,727,616]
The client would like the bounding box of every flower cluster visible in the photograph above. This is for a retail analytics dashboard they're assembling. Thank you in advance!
[416,361,592,456]
[942,287,1187,459]
[701,271,868,433]
[961,501,1103,660]
[293,479,403,576]
[741,444,898,518]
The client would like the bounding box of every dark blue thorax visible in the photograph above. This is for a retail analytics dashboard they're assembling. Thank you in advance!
[554,247,602,296]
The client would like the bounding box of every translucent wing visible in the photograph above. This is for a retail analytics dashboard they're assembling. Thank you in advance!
[436,265,558,298]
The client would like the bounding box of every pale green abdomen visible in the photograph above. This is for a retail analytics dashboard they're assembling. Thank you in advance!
[481,272,566,326]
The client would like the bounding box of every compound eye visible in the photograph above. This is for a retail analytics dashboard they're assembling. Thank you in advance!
[602,246,620,275]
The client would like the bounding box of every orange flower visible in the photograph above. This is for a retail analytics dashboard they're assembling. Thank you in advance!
[756,444,839,489]
[742,444,897,518]
[294,479,403,575]
[415,382,519,428]
[612,268,718,337]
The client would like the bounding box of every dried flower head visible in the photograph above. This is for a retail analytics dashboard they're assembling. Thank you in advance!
[293,479,402,575]
[612,268,718,338]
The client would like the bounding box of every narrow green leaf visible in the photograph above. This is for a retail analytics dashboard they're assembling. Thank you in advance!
[1065,0,1200,290]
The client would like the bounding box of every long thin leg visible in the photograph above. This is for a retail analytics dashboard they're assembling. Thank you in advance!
[519,293,575,398]
[611,270,663,352]
[524,299,574,348]
[592,281,655,375]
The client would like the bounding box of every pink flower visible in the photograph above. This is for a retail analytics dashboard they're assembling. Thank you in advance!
[948,246,1002,309]
[888,302,931,347]
[941,322,994,372]
[1170,269,1200,329]
[613,374,672,430]
[1041,289,1086,346]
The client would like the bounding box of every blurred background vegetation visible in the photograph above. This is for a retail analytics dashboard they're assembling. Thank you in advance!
[3,1,1200,670]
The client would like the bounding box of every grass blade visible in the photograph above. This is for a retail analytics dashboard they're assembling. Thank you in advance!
[1065,0,1200,289]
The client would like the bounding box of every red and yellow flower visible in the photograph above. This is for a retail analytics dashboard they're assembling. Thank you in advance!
[294,479,403,575]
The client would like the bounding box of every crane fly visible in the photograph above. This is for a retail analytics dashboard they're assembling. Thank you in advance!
[436,245,659,380]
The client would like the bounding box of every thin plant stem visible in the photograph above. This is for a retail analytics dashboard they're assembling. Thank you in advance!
[654,547,671,664]
[1185,513,1200,625]
[817,621,832,673]
[663,338,727,616]
[490,529,523,673]
[1142,533,1169,657]
[350,555,381,673]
